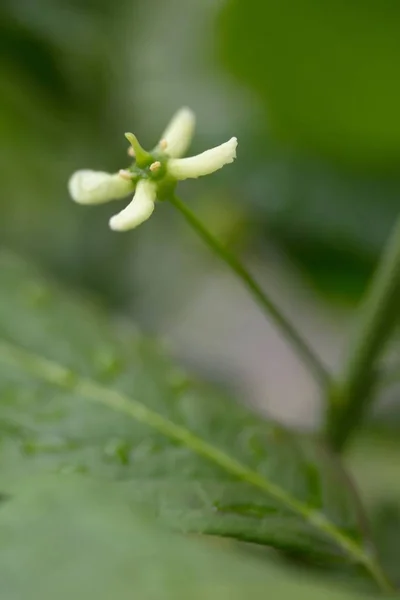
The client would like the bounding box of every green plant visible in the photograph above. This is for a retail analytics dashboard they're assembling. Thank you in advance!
[0,107,399,599]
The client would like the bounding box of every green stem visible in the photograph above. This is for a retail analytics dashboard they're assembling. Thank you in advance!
[169,194,330,389]
[326,215,400,452]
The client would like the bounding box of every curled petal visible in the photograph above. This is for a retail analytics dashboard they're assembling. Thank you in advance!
[109,180,156,232]
[167,137,237,180]
[158,107,196,158]
[68,170,134,205]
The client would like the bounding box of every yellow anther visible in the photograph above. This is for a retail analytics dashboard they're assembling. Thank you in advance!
[118,169,132,180]
[149,161,161,172]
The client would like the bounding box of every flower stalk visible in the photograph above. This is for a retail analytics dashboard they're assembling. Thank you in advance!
[326,214,400,452]
[68,107,330,387]
[169,194,330,388]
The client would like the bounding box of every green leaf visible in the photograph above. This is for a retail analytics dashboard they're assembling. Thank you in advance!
[0,253,386,586]
[0,475,368,600]
[220,0,400,167]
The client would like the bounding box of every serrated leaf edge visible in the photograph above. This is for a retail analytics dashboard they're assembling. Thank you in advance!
[0,339,392,593]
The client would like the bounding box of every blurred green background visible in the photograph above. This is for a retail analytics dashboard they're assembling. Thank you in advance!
[1,0,400,427]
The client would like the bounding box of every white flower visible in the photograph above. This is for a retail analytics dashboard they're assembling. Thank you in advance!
[68,107,238,231]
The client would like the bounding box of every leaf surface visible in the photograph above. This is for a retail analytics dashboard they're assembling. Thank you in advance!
[0,253,378,577]
[0,475,367,600]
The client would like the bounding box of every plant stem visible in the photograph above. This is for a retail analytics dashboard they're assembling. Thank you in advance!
[169,194,330,389]
[326,215,400,452]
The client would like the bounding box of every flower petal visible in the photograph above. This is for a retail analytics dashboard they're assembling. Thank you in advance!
[167,137,237,180]
[68,170,134,205]
[109,180,156,232]
[158,107,196,158]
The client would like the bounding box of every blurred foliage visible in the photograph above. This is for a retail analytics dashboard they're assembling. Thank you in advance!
[0,253,371,570]
[0,0,138,305]
[220,0,400,300]
[0,476,366,600]
[220,0,400,167]
[231,143,400,300]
